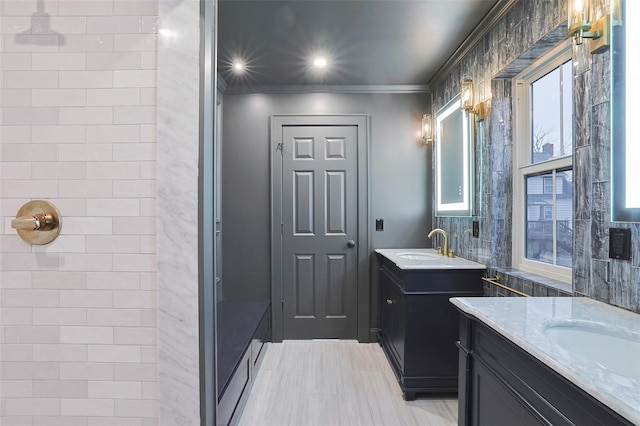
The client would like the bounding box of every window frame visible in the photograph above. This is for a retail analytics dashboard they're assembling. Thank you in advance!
[513,41,573,283]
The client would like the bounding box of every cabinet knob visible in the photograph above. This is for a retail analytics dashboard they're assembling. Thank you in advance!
[386,299,393,305]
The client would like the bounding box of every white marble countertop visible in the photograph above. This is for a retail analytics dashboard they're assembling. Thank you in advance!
[375,248,486,270]
[450,297,640,425]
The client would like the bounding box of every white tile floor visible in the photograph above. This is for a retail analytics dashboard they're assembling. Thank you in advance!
[238,340,458,426]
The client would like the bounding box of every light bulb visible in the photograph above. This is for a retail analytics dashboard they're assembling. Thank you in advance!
[313,57,327,68]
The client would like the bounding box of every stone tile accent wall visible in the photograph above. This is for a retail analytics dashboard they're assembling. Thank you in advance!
[431,0,640,313]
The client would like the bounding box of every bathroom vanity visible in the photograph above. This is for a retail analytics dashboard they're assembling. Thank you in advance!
[375,249,485,400]
[451,297,639,426]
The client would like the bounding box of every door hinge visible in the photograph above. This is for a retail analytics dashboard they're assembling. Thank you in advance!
[281,223,284,234]
[281,300,284,311]
[276,143,284,154]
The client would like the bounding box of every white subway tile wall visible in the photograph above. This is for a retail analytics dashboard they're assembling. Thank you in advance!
[1,0,159,423]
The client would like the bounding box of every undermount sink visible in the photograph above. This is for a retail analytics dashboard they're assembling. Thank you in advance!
[374,248,486,270]
[543,319,640,380]
[395,252,441,260]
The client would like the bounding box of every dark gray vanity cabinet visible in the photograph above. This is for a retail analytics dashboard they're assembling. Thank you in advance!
[377,254,484,400]
[456,313,633,426]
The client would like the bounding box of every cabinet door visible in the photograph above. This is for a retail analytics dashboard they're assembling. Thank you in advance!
[404,293,460,377]
[379,267,405,366]
[469,358,547,426]
[379,268,393,342]
[387,275,405,366]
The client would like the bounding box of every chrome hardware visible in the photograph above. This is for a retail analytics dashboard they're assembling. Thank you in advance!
[386,299,393,305]
[347,239,356,248]
[11,200,61,245]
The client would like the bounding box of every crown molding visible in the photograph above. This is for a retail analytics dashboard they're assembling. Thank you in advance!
[225,84,430,95]
[428,0,518,88]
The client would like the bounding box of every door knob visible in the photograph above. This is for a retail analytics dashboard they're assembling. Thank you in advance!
[347,239,356,248]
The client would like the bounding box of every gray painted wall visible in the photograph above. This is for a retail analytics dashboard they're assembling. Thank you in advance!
[221,92,432,330]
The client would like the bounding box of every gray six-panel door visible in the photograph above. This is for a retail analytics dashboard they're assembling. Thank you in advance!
[281,125,358,339]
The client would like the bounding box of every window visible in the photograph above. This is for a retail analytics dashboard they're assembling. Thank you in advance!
[543,177,554,194]
[514,42,573,282]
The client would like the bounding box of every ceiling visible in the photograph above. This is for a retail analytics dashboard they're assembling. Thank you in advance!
[218,0,500,90]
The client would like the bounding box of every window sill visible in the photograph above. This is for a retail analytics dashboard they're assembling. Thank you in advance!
[492,268,573,297]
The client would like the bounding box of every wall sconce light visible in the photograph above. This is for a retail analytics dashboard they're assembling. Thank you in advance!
[567,0,610,53]
[422,114,432,144]
[460,79,484,121]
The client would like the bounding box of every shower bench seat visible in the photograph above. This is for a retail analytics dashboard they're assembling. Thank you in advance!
[217,299,271,426]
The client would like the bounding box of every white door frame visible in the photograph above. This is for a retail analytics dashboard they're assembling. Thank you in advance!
[270,114,370,342]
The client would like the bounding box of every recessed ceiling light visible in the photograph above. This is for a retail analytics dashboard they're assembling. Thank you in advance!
[233,62,244,72]
[313,57,328,68]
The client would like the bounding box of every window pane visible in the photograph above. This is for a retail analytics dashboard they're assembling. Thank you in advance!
[530,60,573,163]
[525,170,573,268]
[531,69,560,163]
[526,174,554,264]
[556,170,573,268]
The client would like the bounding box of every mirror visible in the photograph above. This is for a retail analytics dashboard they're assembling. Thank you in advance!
[435,95,473,216]
[612,0,640,221]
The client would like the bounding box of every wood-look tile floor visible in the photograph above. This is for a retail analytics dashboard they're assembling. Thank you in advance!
[238,340,458,426]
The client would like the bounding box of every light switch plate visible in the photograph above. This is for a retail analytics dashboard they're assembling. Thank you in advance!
[472,221,479,238]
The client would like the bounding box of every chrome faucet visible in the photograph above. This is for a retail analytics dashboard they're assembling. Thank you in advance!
[428,228,449,257]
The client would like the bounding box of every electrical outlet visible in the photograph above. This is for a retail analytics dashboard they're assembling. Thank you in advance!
[609,228,631,260]
[375,218,384,231]
[472,221,479,238]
